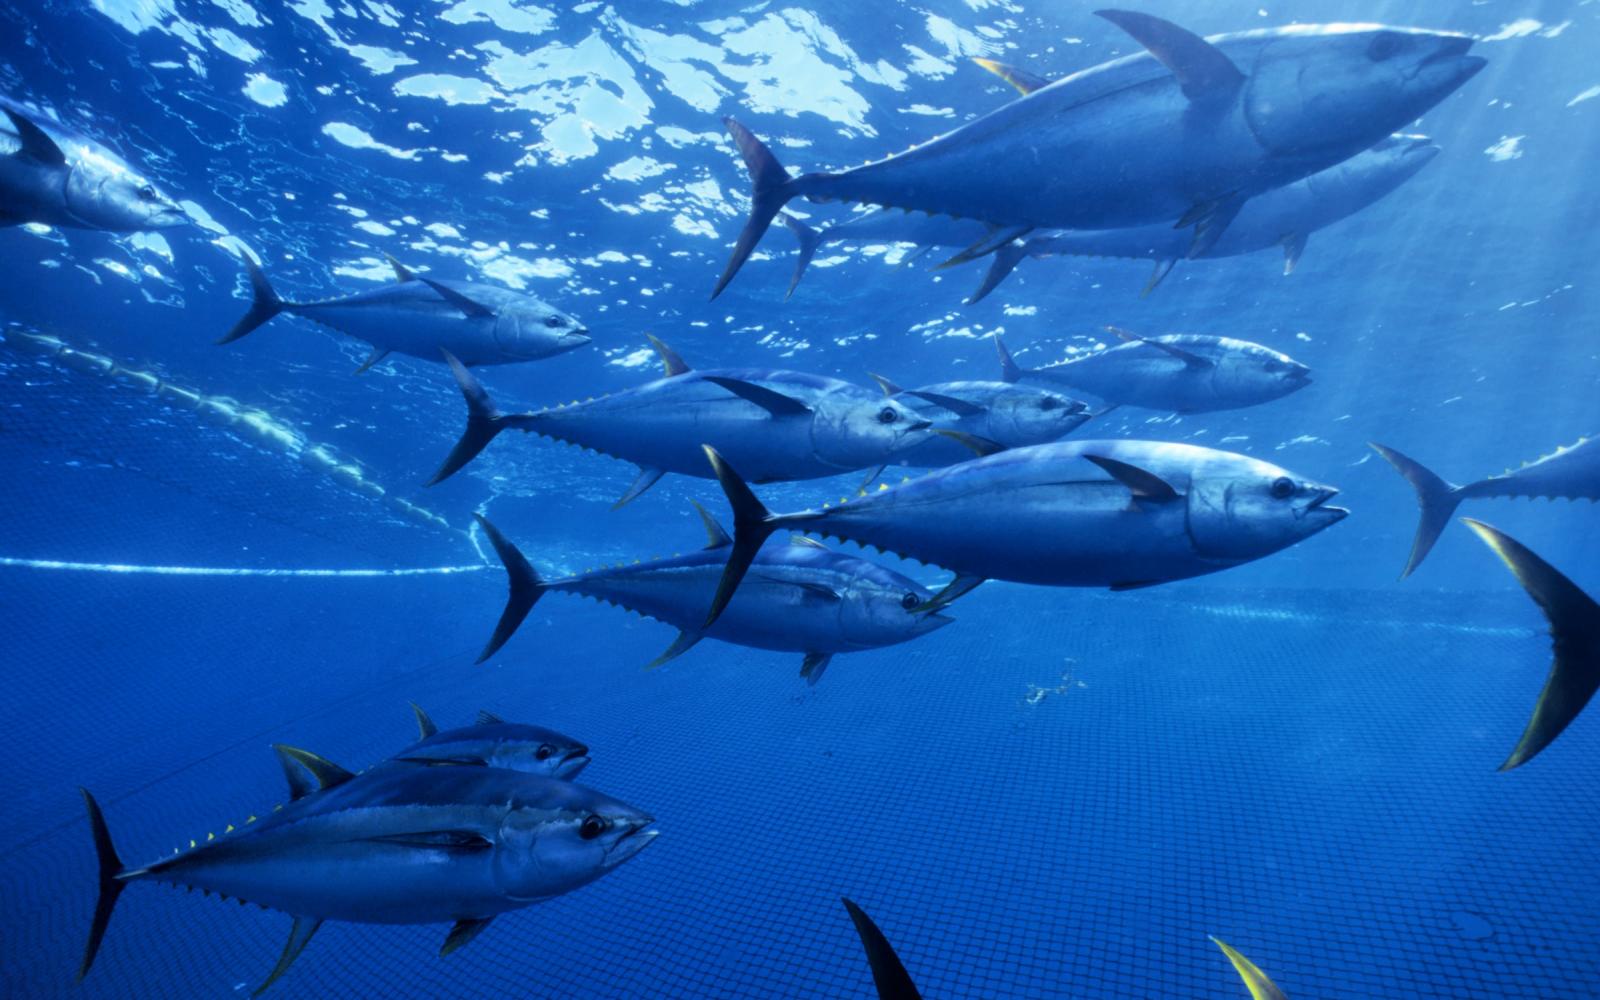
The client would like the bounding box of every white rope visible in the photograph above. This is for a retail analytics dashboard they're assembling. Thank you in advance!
[0,556,489,577]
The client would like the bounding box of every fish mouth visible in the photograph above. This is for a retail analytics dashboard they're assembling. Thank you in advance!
[564,328,592,346]
[1301,487,1349,525]
[605,819,659,865]
[907,419,934,432]
[556,750,591,779]
[1411,45,1486,90]
[151,205,191,229]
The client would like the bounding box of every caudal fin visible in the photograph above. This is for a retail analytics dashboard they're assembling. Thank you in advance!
[780,213,823,300]
[218,255,286,345]
[994,334,1023,383]
[473,514,545,663]
[701,446,782,628]
[712,118,800,300]
[79,789,128,981]
[1370,442,1462,579]
[841,898,923,1000]
[429,352,510,485]
[966,241,1028,304]
[1461,519,1600,771]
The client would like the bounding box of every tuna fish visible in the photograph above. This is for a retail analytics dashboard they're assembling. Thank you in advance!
[220,253,589,372]
[996,328,1309,413]
[712,11,1484,297]
[1461,520,1600,771]
[474,511,950,685]
[1371,438,1600,577]
[867,373,1093,469]
[967,132,1441,301]
[1,96,187,232]
[429,336,932,507]
[79,751,655,992]
[701,438,1347,627]
[394,704,591,779]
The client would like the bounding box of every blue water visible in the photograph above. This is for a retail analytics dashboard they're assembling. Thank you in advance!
[3,1,1599,997]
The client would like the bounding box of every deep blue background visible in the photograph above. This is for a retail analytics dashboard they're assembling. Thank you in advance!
[2,1,1598,997]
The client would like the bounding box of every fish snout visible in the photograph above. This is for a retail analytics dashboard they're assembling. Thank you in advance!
[1301,484,1349,524]
[564,326,592,346]
[606,817,659,865]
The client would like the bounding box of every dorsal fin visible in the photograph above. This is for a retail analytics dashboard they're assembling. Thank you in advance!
[1107,326,1212,369]
[905,390,984,418]
[1084,453,1181,501]
[690,499,732,549]
[410,702,438,740]
[3,106,67,166]
[420,278,495,318]
[385,253,416,283]
[476,710,506,726]
[645,333,691,377]
[868,373,904,397]
[842,898,923,999]
[272,744,356,801]
[972,57,1051,96]
[935,429,1006,458]
[1095,10,1245,102]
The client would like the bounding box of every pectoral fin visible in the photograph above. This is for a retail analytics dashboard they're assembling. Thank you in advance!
[1282,233,1307,276]
[1095,10,1245,102]
[441,917,494,957]
[3,107,67,166]
[1461,519,1600,771]
[1107,327,1212,370]
[913,574,987,613]
[791,580,844,603]
[967,241,1028,304]
[646,630,702,669]
[801,652,834,685]
[353,346,390,374]
[646,333,692,376]
[365,830,493,851]
[421,279,495,318]
[789,534,829,550]
[905,391,984,418]
[857,464,886,492]
[972,58,1051,96]
[1083,454,1181,501]
[702,376,812,417]
[1178,193,1245,259]
[842,898,923,999]
[935,429,1006,457]
[254,917,322,996]
[410,702,438,740]
[613,466,665,509]
[937,225,1033,269]
[1209,936,1287,1000]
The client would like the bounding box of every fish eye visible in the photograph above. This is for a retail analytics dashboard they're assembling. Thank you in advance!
[1039,397,1058,411]
[1367,31,1402,62]
[901,592,920,610]
[579,815,607,840]
[137,184,157,201]
[536,744,554,760]
[877,407,898,424]
[1270,476,1295,500]
[544,316,564,328]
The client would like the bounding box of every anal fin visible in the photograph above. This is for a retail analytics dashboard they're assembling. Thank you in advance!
[354,346,390,374]
[801,652,834,685]
[441,917,494,957]
[255,916,322,996]
[613,466,665,509]
[646,630,702,669]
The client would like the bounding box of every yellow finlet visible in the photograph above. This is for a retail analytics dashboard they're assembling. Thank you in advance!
[1210,936,1288,1000]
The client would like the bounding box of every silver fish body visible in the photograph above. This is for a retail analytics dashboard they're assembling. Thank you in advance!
[1,96,186,231]
[1000,332,1309,413]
